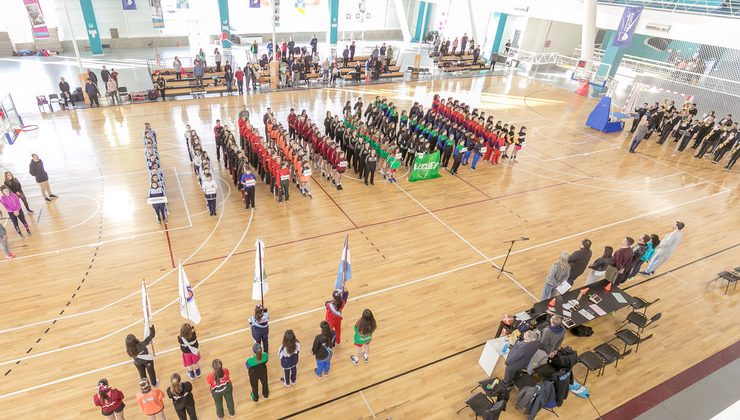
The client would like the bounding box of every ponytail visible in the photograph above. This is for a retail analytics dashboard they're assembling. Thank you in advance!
[170,373,183,395]
[212,359,224,383]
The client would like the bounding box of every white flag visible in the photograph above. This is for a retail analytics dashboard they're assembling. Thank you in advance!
[252,238,269,301]
[141,280,153,337]
[178,262,202,325]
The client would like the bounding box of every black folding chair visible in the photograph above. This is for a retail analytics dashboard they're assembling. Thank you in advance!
[629,296,660,314]
[616,329,653,354]
[578,350,605,385]
[457,392,493,418]
[706,271,739,295]
[595,341,632,369]
[620,312,662,335]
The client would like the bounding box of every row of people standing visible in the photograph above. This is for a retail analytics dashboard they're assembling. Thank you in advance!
[184,124,219,216]
[541,221,685,300]
[145,123,170,224]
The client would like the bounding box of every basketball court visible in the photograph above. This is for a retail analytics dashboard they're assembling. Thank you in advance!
[0,71,738,418]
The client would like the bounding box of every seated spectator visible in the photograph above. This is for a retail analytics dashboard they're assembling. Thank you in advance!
[504,330,540,385]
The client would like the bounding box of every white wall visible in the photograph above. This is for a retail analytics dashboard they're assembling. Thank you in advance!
[520,18,581,54]
[482,0,740,51]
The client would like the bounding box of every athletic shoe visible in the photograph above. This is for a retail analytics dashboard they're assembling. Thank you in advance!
[337,185,343,190]
[187,371,195,380]
[45,198,51,202]
[350,355,359,366]
[27,209,34,213]
[262,394,269,400]
[250,392,258,402]
[281,377,289,387]
[314,369,322,378]
[153,380,159,387]
[363,353,369,363]
[26,230,32,236]
[195,368,201,378]
[49,194,58,198]
[6,253,15,259]
[639,271,651,276]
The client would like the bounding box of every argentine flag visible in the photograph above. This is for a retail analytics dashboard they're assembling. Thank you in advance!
[178,261,202,325]
[334,235,352,290]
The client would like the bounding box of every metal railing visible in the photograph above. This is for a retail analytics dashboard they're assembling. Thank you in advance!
[597,0,740,18]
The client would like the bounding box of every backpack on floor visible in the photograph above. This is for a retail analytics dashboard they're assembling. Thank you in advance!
[550,346,578,371]
[570,325,593,337]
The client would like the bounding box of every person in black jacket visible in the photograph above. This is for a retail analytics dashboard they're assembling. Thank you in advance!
[155,74,167,101]
[312,321,335,378]
[125,325,157,386]
[567,239,592,285]
[364,148,377,185]
[100,65,111,85]
[29,154,57,202]
[658,111,680,144]
[3,171,33,213]
[167,373,197,420]
[630,103,648,133]
[58,77,75,108]
[87,69,98,86]
[85,79,100,107]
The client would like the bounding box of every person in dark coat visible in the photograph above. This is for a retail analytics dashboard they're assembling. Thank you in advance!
[29,153,57,201]
[566,239,592,284]
[85,79,100,107]
[504,330,540,385]
[100,65,111,84]
[58,77,75,108]
[87,69,98,86]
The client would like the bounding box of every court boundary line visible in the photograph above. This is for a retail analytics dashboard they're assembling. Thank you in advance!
[359,390,377,419]
[0,154,730,396]
[0,177,231,333]
[0,208,253,367]
[40,193,101,236]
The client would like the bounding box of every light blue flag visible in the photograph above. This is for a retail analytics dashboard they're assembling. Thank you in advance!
[334,235,351,290]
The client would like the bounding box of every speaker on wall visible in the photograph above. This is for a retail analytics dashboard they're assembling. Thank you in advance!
[645,37,671,51]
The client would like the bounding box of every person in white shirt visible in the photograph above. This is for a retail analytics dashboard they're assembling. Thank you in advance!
[184,125,193,162]
[642,221,685,276]
[201,173,218,216]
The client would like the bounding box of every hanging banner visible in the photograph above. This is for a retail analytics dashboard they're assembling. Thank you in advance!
[150,0,164,28]
[249,0,261,8]
[79,0,104,55]
[122,0,137,10]
[217,0,231,49]
[23,0,49,39]
[409,150,442,182]
[613,6,643,48]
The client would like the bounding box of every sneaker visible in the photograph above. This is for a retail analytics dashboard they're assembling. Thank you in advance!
[187,370,195,380]
[250,392,258,402]
[5,253,15,259]
[281,377,289,387]
[314,369,322,378]
[638,271,650,276]
[26,230,32,236]
[45,198,51,202]
[337,185,343,190]
[195,368,201,378]
[363,353,369,363]
[351,356,359,366]
[49,194,58,198]
[263,394,269,400]
[27,209,34,213]
[153,380,159,387]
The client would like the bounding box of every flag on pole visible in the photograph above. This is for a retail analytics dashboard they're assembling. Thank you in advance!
[178,262,201,325]
[252,238,269,301]
[334,235,352,290]
[141,280,153,337]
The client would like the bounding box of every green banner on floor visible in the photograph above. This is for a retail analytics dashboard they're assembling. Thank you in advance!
[409,150,442,182]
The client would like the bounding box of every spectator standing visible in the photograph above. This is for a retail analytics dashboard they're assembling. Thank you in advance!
[386,45,394,66]
[29,153,57,202]
[542,252,570,300]
[566,239,592,285]
[0,223,15,259]
[100,65,111,85]
[107,77,121,105]
[0,186,31,237]
[342,46,350,67]
[310,34,318,53]
[3,171,33,213]
[87,68,98,86]
[110,68,119,85]
[235,67,245,95]
[642,222,685,276]
[193,60,205,87]
[58,77,75,108]
[460,33,469,55]
[85,79,100,107]
[224,61,233,93]
[612,237,634,285]
[350,41,356,61]
[214,48,222,72]
[173,56,182,80]
[473,46,481,64]
[585,246,613,285]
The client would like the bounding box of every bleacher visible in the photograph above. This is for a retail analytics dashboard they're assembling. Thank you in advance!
[433,53,488,72]
[150,67,231,98]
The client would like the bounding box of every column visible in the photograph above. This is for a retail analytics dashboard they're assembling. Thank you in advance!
[490,12,507,58]
[581,0,597,64]
[78,0,103,55]
[328,0,339,51]
[597,30,624,78]
[412,1,428,43]
[217,0,231,49]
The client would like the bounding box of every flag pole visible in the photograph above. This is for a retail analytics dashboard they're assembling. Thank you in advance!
[143,278,156,357]
[258,237,265,307]
[342,234,348,289]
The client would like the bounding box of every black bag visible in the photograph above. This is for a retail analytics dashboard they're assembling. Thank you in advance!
[550,347,579,370]
[147,90,157,100]
[570,325,593,337]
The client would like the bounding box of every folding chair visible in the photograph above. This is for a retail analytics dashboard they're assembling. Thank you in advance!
[117,86,131,103]
[36,95,49,112]
[629,296,660,314]
[616,329,653,354]
[578,351,605,385]
[621,312,662,335]
[706,271,740,295]
[594,341,631,369]
[48,93,62,111]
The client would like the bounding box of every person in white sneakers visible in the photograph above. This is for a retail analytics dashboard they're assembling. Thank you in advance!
[201,173,218,216]
[351,309,377,366]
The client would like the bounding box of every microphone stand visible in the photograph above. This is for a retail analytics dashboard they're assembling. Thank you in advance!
[497,237,529,279]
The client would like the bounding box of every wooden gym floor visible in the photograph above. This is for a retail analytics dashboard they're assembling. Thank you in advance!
[0,74,738,419]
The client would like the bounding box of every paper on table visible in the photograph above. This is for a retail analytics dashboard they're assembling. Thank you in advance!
[590,304,607,316]
[578,309,595,320]
[556,282,571,295]
[612,292,628,304]
[515,311,531,321]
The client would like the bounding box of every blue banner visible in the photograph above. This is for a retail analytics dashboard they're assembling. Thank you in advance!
[122,0,137,10]
[249,0,260,8]
[613,6,643,48]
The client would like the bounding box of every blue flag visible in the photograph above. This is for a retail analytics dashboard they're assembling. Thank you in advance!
[334,235,351,290]
[613,6,643,48]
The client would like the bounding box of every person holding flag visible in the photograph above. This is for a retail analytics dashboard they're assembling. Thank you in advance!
[325,235,351,344]
[126,280,157,385]
[249,305,270,354]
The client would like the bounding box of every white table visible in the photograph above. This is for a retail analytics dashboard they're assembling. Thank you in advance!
[478,336,511,377]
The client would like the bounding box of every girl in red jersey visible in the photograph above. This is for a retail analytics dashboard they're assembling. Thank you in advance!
[324,287,349,345]
[93,379,126,419]
[335,148,347,190]
[207,359,235,419]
